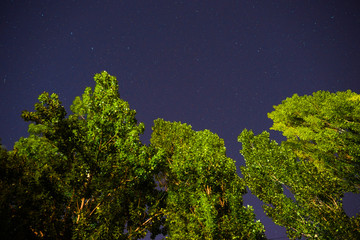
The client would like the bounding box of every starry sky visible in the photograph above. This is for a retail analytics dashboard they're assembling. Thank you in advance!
[1,1,360,239]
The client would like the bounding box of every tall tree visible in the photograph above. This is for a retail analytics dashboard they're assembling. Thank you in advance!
[4,71,163,239]
[151,119,266,239]
[239,90,360,239]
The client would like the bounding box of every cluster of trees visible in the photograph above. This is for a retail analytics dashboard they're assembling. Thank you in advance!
[0,71,359,239]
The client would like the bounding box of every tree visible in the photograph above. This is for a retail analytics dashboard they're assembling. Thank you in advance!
[150,119,265,239]
[239,90,360,239]
[1,71,265,239]
[3,71,163,239]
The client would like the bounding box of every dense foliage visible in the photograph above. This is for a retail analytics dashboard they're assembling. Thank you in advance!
[1,72,359,239]
[0,72,265,239]
[239,90,360,239]
[1,72,163,239]
[150,119,265,239]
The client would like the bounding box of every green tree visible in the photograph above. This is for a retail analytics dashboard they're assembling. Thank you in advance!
[151,119,266,239]
[3,71,163,239]
[1,71,266,239]
[239,90,360,239]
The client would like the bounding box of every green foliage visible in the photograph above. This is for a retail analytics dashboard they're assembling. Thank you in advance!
[239,90,360,239]
[269,90,360,190]
[1,71,264,239]
[151,119,266,239]
[10,73,359,239]
[3,71,163,239]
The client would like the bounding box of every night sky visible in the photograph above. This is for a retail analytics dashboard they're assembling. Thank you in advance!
[1,1,360,239]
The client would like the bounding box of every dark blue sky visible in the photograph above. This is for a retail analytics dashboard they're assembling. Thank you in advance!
[1,1,360,239]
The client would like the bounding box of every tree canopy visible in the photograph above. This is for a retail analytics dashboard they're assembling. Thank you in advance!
[150,119,265,239]
[0,71,264,239]
[1,72,359,239]
[1,72,163,239]
[239,90,360,239]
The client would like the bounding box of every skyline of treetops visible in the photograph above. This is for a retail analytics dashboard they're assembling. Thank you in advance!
[1,71,359,239]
